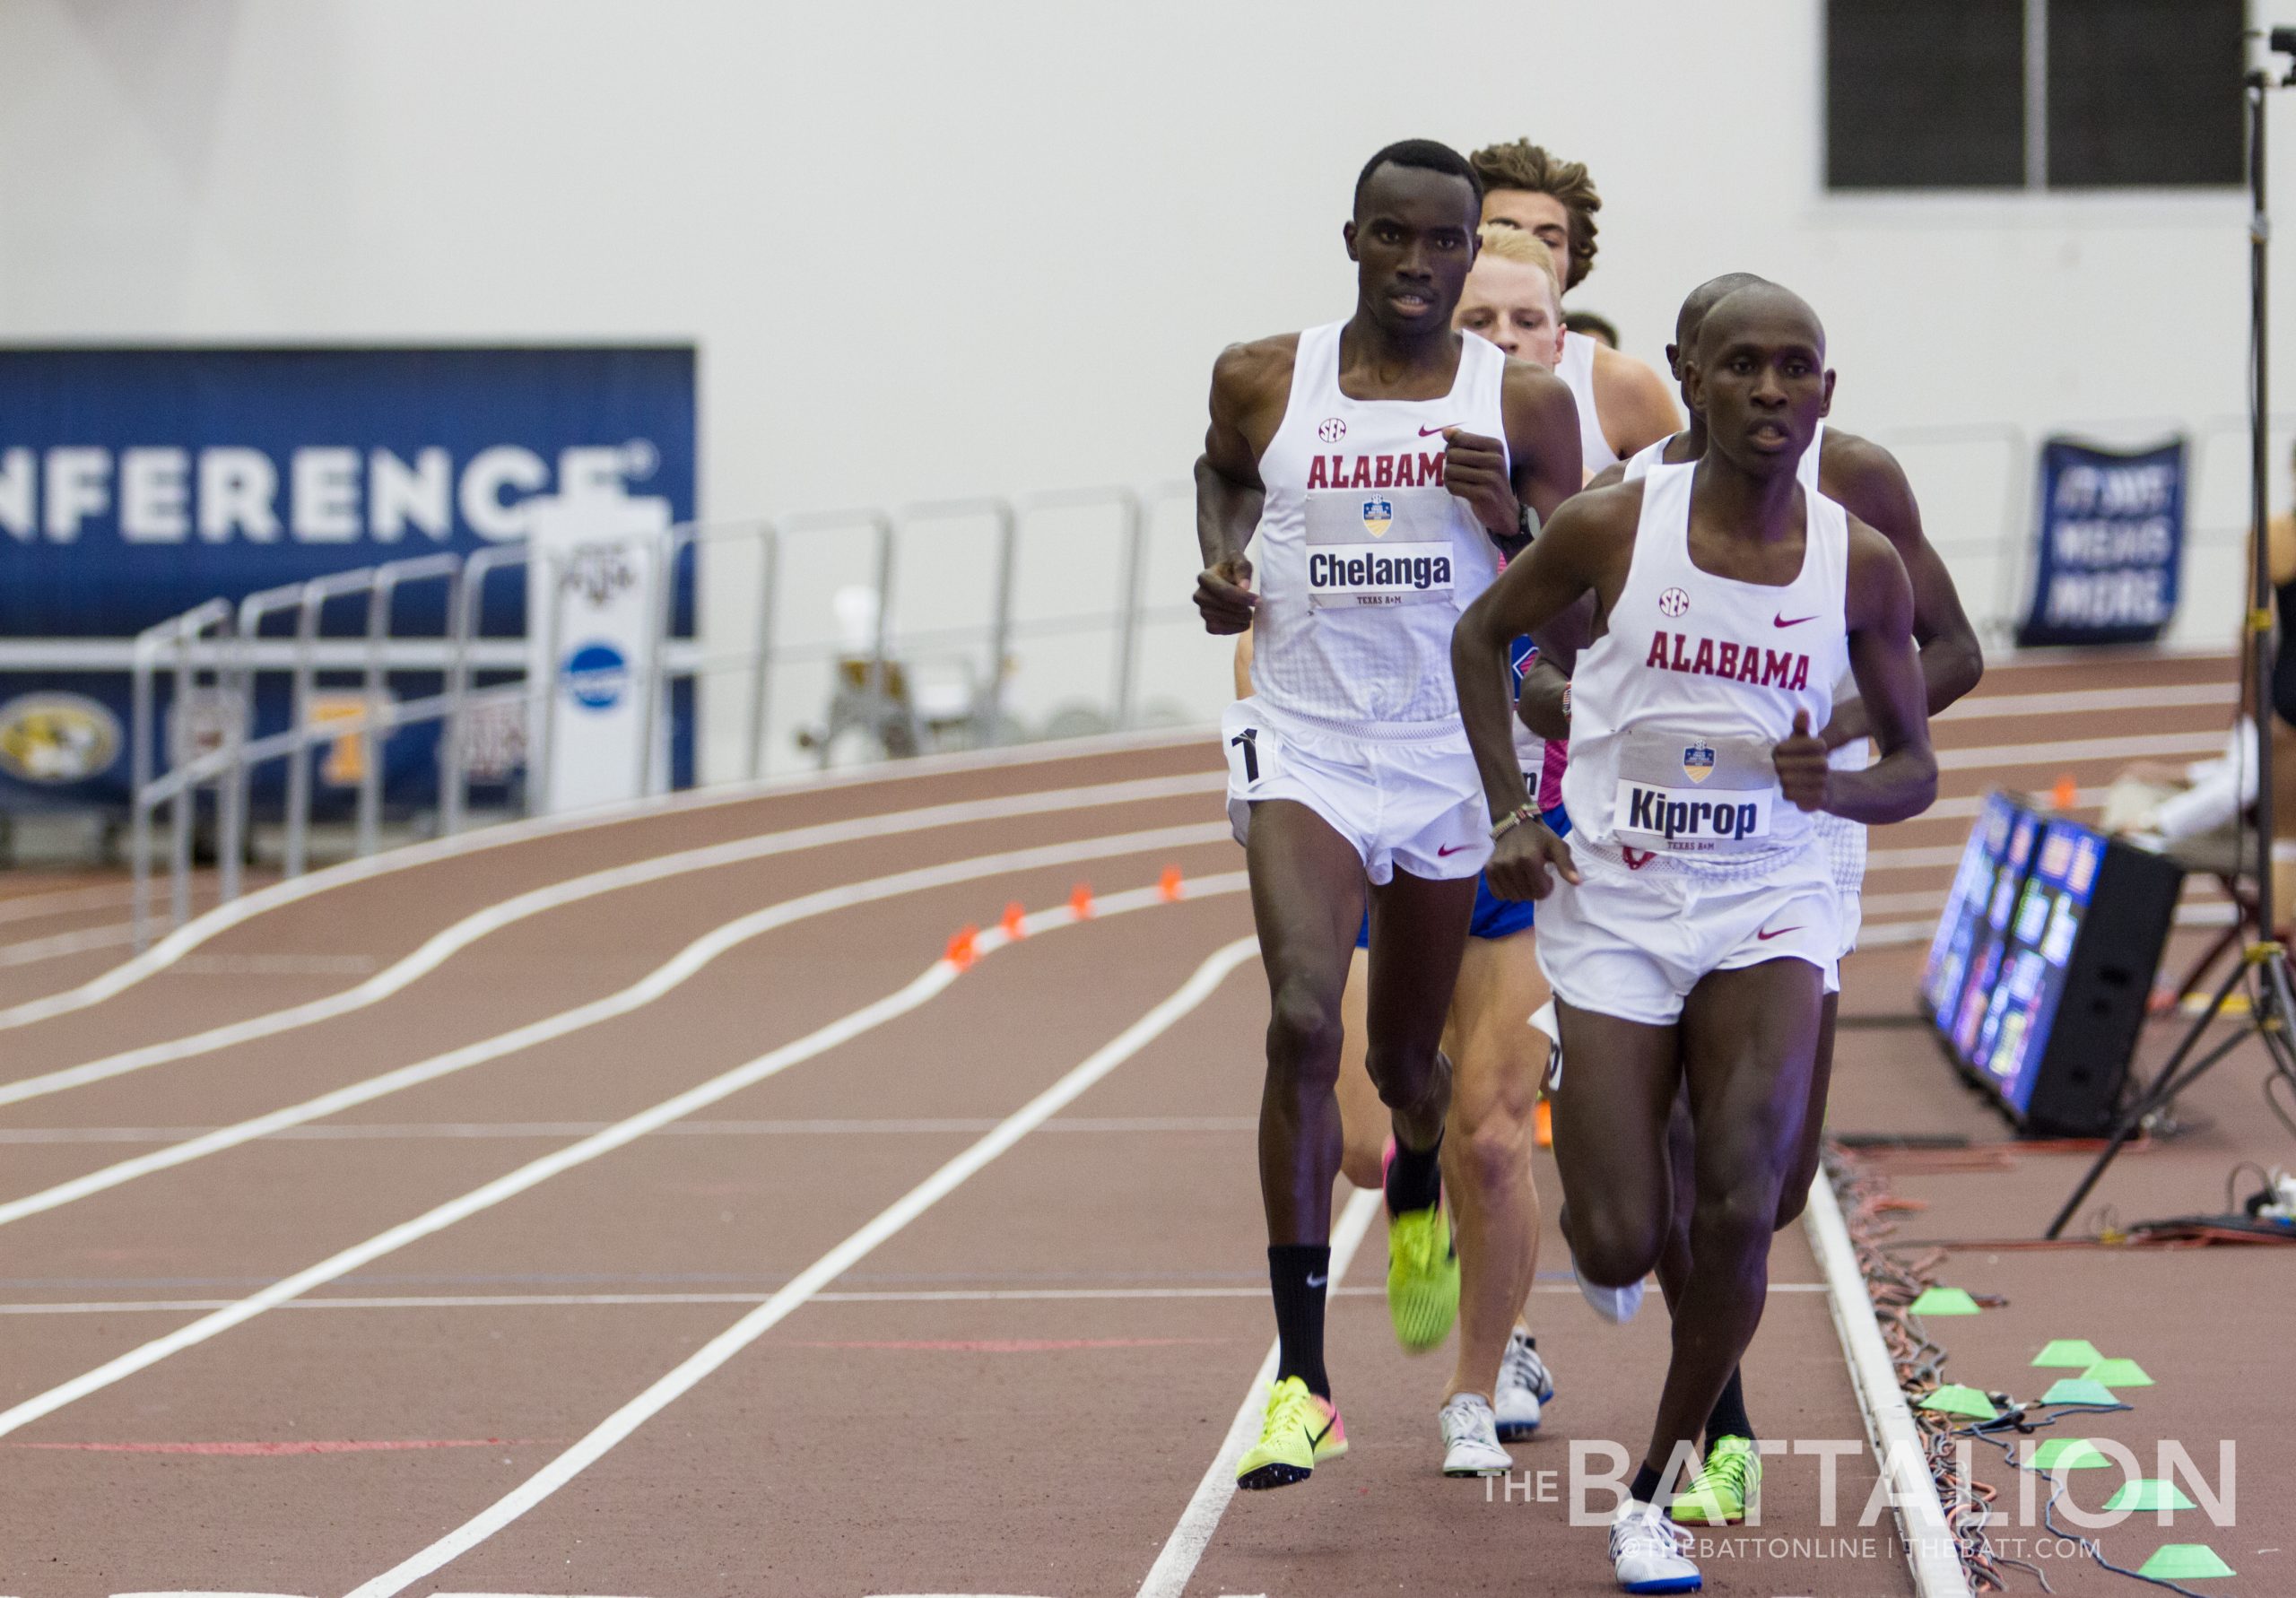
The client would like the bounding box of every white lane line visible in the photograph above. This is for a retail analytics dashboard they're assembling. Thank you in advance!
[0,769,1220,1094]
[1804,1174,1973,1598]
[1135,1186,1383,1598]
[0,882,1243,1440]
[0,922,137,969]
[0,1282,1828,1315]
[0,881,141,926]
[1935,729,2223,770]
[342,935,1263,1598]
[0,727,1211,1033]
[0,1115,1261,1144]
[1936,681,2231,721]
[0,836,1236,1230]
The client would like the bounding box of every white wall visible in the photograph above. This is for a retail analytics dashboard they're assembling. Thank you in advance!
[3,0,2286,772]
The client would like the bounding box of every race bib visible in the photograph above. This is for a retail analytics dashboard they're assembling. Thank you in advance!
[1303,489,1456,610]
[1609,729,1779,855]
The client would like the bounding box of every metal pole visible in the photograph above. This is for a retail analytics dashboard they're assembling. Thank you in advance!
[2250,71,2277,941]
[130,625,160,951]
[637,528,677,797]
[285,583,323,879]
[217,597,257,904]
[169,621,196,931]
[356,569,392,856]
[981,500,1017,745]
[534,549,564,818]
[746,524,781,782]
[442,549,495,838]
[869,513,896,727]
[1111,490,1146,728]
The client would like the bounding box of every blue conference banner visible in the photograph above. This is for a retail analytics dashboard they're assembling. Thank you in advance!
[0,345,696,812]
[2016,436,2186,648]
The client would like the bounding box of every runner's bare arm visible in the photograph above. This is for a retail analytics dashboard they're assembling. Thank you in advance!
[1584,459,1630,491]
[1516,596,1593,740]
[1194,338,1291,634]
[1590,342,1683,459]
[1783,518,1935,824]
[1460,489,1625,835]
[1441,360,1580,562]
[1814,433,1983,745]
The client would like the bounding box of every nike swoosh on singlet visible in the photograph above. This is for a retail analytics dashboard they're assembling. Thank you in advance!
[1756,926,1804,941]
[1418,424,1456,437]
[1436,843,1472,856]
[1774,613,1817,628]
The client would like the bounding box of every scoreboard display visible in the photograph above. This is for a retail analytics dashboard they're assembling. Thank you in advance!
[1920,793,2182,1136]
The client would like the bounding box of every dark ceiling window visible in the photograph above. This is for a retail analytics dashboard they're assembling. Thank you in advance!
[1826,0,2244,191]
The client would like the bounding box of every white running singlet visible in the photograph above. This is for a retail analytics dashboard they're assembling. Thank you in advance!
[1622,424,1871,950]
[1561,460,1848,876]
[1247,322,1509,734]
[1556,331,1617,475]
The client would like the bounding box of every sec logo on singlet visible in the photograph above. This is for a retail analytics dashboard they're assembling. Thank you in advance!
[1658,586,1691,617]
[1361,499,1393,536]
[1318,417,1346,442]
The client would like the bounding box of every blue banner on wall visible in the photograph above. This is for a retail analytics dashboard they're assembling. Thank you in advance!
[0,346,696,812]
[2016,436,2185,648]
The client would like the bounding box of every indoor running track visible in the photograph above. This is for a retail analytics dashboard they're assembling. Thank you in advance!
[0,732,1903,1598]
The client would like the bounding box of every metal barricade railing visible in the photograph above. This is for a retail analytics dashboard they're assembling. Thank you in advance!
[123,479,1185,948]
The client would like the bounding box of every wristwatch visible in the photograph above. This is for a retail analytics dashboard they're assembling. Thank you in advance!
[1517,500,1539,543]
[1490,802,1540,842]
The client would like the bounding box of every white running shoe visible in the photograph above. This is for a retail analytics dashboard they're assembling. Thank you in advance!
[1570,1239,1645,1324]
[1493,1327,1553,1438]
[1609,1499,1701,1594]
[1438,1392,1513,1477]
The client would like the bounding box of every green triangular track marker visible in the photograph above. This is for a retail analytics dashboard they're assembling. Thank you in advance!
[2032,1339,2104,1367]
[2024,1437,2110,1471]
[1917,1384,1998,1419]
[2041,1377,2118,1405]
[2083,1358,2155,1387]
[2106,1479,2196,1513]
[1908,1286,1981,1316]
[2138,1544,2234,1579]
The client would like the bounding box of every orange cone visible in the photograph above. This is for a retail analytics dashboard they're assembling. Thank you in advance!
[945,925,979,969]
[2051,773,2078,812]
[1535,1098,1553,1149]
[1069,882,1095,919]
[1159,864,1185,902]
[1000,901,1029,940]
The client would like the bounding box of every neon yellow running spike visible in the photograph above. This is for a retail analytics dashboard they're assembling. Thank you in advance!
[1671,1434,1761,1525]
[1236,1375,1347,1490]
[1387,1199,1460,1352]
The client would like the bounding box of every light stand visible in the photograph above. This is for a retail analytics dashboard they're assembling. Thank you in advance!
[2048,38,2296,1238]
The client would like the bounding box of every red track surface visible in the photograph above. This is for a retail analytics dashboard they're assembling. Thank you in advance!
[0,655,2265,1597]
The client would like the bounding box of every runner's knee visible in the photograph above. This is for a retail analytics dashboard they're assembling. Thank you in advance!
[1366,1039,1445,1113]
[1455,1094,1534,1200]
[1266,978,1344,1081]
[1570,1202,1666,1287]
[1690,1181,1779,1264]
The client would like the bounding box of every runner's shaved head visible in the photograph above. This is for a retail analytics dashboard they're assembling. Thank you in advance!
[1674,274,1769,348]
[1696,281,1825,364]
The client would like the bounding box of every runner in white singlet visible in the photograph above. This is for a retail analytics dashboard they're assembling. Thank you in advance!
[1192,139,1582,1494]
[1465,138,1679,475]
[1452,283,1937,1594]
[1537,271,1984,1528]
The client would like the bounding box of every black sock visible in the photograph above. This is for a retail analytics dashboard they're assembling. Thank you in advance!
[1631,1463,1666,1507]
[1385,1128,1444,1216]
[1268,1244,1331,1398]
[1704,1368,1754,1443]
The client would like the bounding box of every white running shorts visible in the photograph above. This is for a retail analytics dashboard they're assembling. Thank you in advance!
[1534,851,1840,1027]
[1221,699,1492,884]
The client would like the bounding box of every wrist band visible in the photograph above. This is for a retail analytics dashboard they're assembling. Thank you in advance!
[1490,803,1539,842]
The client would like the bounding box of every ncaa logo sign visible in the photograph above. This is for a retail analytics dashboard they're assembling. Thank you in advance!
[1681,743,1716,783]
[562,640,631,711]
[1361,499,1394,536]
